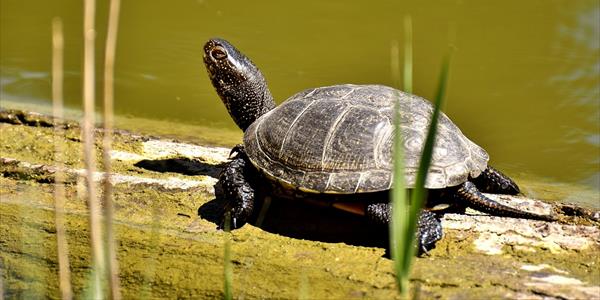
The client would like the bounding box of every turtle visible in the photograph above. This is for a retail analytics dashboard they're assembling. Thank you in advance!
[202,38,555,252]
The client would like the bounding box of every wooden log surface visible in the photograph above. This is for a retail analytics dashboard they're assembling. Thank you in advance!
[1,109,598,299]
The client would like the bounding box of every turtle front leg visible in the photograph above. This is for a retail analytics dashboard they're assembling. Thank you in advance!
[365,203,443,254]
[471,166,520,195]
[215,147,257,230]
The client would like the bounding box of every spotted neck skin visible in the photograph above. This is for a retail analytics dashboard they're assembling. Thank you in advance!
[203,38,275,131]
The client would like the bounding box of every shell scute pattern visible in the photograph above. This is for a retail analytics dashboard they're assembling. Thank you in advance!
[280,100,351,168]
[256,99,305,160]
[244,84,489,193]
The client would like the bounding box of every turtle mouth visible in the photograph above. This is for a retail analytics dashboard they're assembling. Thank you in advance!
[203,42,226,80]
[202,54,218,80]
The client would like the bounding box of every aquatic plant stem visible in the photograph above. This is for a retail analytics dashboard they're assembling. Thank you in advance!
[400,50,452,297]
[403,16,413,94]
[390,40,401,90]
[391,97,409,298]
[392,15,452,298]
[102,0,122,298]
[223,214,233,300]
[390,15,413,298]
[83,0,105,297]
[52,17,73,300]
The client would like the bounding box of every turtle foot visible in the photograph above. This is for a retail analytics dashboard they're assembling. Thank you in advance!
[472,166,520,195]
[417,210,443,254]
[216,148,256,230]
[365,203,443,255]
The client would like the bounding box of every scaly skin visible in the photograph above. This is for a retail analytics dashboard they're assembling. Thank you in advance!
[216,149,257,230]
[203,39,275,131]
[472,166,520,195]
[366,203,443,254]
[205,38,556,254]
[455,181,555,221]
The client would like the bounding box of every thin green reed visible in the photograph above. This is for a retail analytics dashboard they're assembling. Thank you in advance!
[390,14,412,298]
[223,214,233,300]
[391,14,453,298]
[403,16,413,94]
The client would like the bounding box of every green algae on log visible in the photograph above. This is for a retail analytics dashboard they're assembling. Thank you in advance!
[1,109,599,299]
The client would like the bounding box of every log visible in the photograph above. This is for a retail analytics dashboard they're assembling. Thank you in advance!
[1,109,598,299]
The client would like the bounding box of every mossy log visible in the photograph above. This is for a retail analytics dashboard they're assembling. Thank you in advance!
[1,109,598,299]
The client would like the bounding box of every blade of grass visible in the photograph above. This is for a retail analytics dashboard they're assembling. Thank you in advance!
[52,17,73,300]
[101,0,122,298]
[254,196,272,228]
[82,0,105,297]
[0,268,3,300]
[391,14,454,298]
[140,207,161,298]
[390,14,413,298]
[403,15,413,94]
[390,39,401,89]
[398,51,453,289]
[391,94,409,297]
[298,273,310,300]
[223,213,233,300]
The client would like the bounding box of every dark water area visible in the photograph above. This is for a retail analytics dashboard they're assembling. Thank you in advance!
[1,0,598,206]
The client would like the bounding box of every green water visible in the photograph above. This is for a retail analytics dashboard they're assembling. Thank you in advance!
[1,0,598,206]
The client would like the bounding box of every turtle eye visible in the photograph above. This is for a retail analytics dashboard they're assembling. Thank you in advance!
[211,47,227,60]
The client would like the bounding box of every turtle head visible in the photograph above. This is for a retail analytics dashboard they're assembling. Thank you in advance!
[204,38,275,131]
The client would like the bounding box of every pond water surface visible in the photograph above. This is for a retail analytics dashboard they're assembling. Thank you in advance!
[1,0,598,207]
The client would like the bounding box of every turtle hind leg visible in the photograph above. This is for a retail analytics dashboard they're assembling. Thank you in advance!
[471,166,520,195]
[455,181,555,221]
[365,203,443,254]
[216,148,257,230]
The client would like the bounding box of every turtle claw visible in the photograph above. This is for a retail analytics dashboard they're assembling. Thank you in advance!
[219,208,248,231]
[217,149,256,231]
[220,217,237,231]
[416,210,443,255]
[229,144,245,159]
[365,203,443,255]
[218,212,231,231]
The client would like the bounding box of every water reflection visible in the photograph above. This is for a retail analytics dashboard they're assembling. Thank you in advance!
[549,3,599,190]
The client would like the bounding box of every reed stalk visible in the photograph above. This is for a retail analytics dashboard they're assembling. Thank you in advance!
[397,51,450,296]
[82,0,105,297]
[223,214,233,300]
[390,15,413,298]
[390,39,401,89]
[391,14,451,298]
[101,0,122,299]
[403,16,413,94]
[52,17,73,300]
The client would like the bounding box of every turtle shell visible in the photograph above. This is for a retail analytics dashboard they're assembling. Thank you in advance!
[244,84,489,194]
